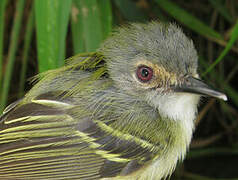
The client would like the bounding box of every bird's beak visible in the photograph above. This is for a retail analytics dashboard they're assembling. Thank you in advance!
[172,76,227,101]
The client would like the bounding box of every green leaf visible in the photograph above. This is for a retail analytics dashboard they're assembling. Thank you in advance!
[0,0,8,93]
[208,0,233,23]
[71,1,84,54]
[35,0,72,72]
[155,0,223,40]
[97,0,112,40]
[113,0,148,22]
[0,0,25,113]
[18,4,34,98]
[71,0,106,54]
[203,20,238,76]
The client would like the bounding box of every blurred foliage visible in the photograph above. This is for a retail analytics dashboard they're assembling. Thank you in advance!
[0,0,238,179]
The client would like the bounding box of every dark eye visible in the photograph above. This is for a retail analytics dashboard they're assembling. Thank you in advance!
[136,65,153,82]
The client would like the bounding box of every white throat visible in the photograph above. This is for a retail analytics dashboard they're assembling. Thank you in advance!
[147,92,200,145]
[129,92,201,180]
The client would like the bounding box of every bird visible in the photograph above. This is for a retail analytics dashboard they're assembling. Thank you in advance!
[0,21,227,180]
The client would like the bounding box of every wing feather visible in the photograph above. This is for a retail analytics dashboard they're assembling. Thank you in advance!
[0,53,161,179]
[0,95,161,179]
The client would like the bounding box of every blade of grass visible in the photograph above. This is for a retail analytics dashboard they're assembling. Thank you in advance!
[57,0,72,67]
[0,0,25,113]
[155,0,223,40]
[97,0,112,40]
[202,20,238,76]
[0,0,8,94]
[71,0,104,54]
[208,0,233,23]
[113,0,148,22]
[18,4,34,98]
[71,2,84,54]
[35,0,72,72]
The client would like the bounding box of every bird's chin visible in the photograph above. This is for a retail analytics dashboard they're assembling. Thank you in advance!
[146,91,200,122]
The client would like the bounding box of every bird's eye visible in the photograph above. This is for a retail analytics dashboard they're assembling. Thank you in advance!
[136,65,153,82]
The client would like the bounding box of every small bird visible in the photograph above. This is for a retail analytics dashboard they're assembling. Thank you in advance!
[0,22,227,180]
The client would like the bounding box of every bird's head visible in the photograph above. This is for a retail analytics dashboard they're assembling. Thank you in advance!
[100,22,227,122]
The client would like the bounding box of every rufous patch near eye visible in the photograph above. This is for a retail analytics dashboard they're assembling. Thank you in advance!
[134,60,178,88]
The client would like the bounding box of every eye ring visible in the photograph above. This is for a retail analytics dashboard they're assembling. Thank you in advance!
[136,65,153,83]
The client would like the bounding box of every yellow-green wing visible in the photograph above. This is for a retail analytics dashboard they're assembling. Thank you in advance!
[0,52,162,179]
[0,99,104,179]
[0,94,161,179]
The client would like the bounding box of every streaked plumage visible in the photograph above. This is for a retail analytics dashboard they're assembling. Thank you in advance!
[0,22,226,180]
